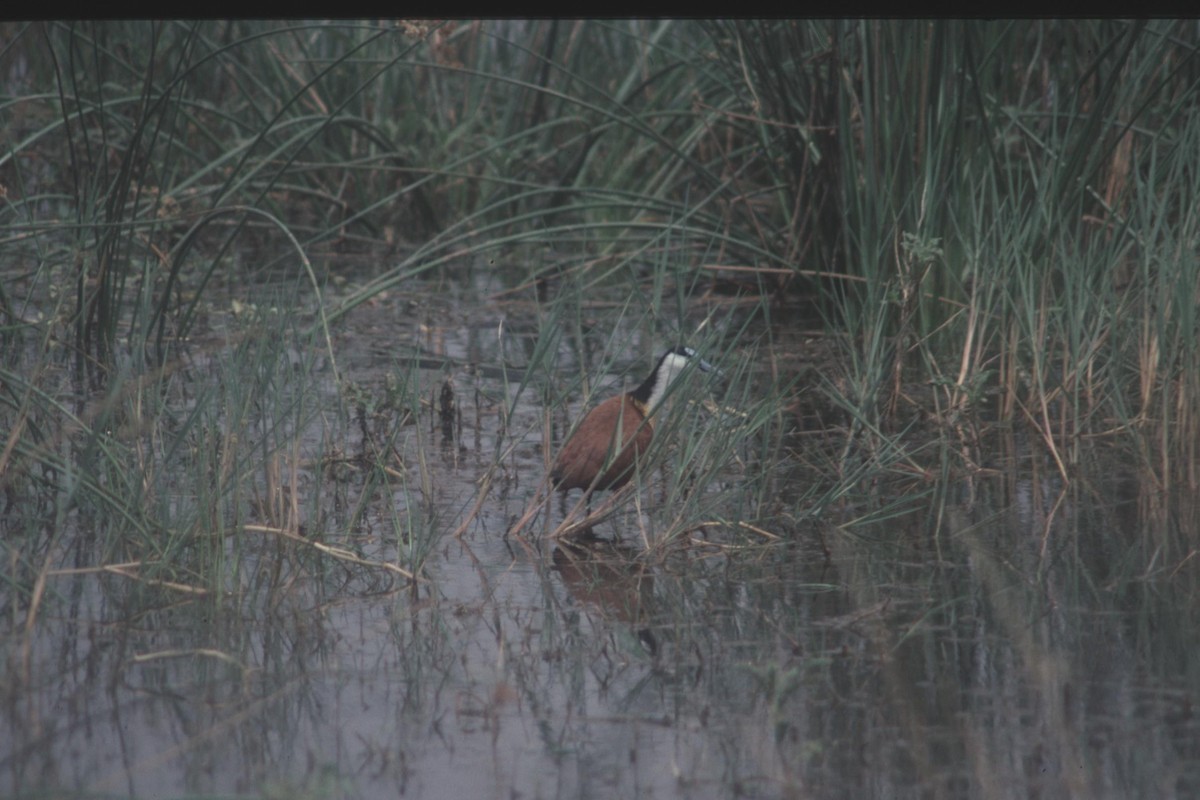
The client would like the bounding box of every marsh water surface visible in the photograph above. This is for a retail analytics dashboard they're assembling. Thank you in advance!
[4,269,1199,800]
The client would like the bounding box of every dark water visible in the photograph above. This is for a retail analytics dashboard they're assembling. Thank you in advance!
[3,273,1199,799]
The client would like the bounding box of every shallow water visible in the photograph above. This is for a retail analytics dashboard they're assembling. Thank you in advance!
[3,271,1200,799]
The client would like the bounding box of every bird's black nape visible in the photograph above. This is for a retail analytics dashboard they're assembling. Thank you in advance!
[629,346,709,408]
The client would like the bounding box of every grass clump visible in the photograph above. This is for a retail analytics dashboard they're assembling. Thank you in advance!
[705,20,1200,489]
[4,19,1200,622]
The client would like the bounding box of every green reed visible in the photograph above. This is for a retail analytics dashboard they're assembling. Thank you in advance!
[708,20,1200,485]
[8,19,1200,615]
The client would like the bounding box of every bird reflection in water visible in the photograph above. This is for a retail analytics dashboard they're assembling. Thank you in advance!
[552,532,658,657]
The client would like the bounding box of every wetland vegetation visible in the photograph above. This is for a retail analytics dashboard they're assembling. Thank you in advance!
[2,19,1200,799]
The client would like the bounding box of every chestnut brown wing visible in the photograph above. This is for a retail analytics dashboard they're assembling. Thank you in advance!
[550,395,653,491]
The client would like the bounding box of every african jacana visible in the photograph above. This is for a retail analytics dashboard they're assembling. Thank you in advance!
[550,346,715,495]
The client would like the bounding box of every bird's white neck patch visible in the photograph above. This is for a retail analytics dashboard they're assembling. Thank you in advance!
[646,351,694,412]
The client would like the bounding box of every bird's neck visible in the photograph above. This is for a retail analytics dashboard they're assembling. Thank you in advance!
[630,359,672,416]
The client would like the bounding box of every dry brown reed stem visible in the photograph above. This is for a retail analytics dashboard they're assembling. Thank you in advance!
[243,523,417,581]
[47,562,209,595]
[952,289,981,415]
[506,473,638,541]
[737,520,783,540]
[130,648,244,667]
[505,474,554,540]
[551,483,637,538]
[450,464,497,539]
[20,540,61,691]
[1014,396,1069,482]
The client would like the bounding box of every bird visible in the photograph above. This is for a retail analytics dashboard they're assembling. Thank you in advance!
[549,346,715,496]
